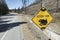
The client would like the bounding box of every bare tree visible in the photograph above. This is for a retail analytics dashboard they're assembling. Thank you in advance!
[22,0,29,14]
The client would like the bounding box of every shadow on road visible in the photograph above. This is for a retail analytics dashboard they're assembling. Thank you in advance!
[0,22,27,32]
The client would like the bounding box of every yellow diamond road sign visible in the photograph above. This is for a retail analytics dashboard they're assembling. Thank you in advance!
[32,8,53,29]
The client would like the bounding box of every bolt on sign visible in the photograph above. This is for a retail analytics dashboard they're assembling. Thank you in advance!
[32,7,53,29]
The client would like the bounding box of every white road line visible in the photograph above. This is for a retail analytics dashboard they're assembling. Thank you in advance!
[0,13,19,40]
[1,31,8,40]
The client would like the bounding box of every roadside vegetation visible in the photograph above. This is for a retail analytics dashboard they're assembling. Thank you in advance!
[0,3,9,15]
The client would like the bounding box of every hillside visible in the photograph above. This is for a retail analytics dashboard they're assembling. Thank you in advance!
[21,0,60,25]
[25,0,60,15]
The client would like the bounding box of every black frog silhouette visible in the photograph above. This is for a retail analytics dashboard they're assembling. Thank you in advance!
[39,19,47,25]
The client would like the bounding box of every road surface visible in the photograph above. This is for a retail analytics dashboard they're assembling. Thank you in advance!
[0,13,59,40]
[0,13,26,40]
[0,13,49,40]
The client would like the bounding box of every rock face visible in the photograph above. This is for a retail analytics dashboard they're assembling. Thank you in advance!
[26,0,60,15]
[44,0,60,11]
[44,0,57,10]
[0,0,9,15]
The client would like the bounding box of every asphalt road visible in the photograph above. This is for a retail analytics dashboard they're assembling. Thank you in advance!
[0,13,26,40]
[0,13,60,40]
